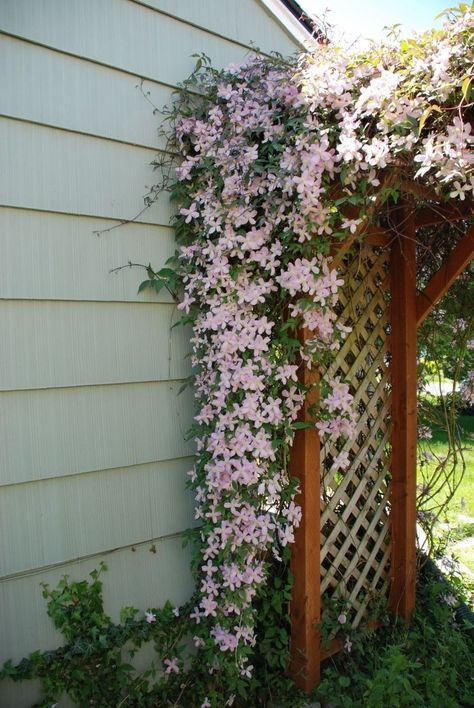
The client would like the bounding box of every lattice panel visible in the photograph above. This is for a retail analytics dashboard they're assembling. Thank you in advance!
[320,245,392,628]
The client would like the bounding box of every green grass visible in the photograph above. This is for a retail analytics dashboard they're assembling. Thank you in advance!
[419,415,474,574]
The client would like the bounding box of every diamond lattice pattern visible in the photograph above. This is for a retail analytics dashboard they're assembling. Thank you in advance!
[320,245,392,628]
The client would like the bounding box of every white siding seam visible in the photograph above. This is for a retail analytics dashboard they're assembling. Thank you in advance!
[0,455,195,490]
[0,203,174,230]
[0,114,178,157]
[0,112,172,154]
[0,377,189,394]
[0,203,172,230]
[127,0,283,55]
[0,530,191,583]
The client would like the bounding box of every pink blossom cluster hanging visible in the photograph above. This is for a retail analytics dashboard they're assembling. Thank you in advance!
[165,6,473,698]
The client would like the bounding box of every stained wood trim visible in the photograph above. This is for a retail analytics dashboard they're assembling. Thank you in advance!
[416,224,474,326]
[415,200,474,228]
[389,203,417,620]
[290,330,321,692]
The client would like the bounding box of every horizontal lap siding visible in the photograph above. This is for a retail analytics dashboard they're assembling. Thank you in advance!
[0,458,195,578]
[0,300,191,390]
[0,382,195,486]
[0,2,300,703]
[0,209,176,302]
[0,535,194,663]
[0,118,174,224]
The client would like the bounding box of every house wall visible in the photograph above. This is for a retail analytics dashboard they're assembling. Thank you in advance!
[0,1,301,704]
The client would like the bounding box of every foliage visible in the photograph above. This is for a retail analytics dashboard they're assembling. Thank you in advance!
[3,5,474,706]
[314,560,474,707]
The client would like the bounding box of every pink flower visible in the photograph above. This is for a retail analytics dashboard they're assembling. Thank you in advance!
[338,613,347,625]
[144,611,156,624]
[163,657,180,674]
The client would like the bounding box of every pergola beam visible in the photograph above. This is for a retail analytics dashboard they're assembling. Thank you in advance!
[416,224,474,326]
[415,200,474,228]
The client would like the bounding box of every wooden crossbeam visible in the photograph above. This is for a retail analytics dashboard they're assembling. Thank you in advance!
[289,332,321,693]
[389,203,417,620]
[415,200,474,228]
[416,224,474,326]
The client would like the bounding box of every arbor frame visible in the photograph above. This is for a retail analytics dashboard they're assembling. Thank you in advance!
[289,190,474,691]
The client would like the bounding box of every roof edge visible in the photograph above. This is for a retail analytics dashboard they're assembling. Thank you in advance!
[258,0,318,47]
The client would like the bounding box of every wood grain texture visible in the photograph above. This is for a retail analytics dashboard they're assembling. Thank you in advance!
[290,332,321,692]
[416,224,474,326]
[0,381,195,486]
[389,205,417,620]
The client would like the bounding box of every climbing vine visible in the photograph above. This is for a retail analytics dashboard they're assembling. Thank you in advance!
[2,6,473,707]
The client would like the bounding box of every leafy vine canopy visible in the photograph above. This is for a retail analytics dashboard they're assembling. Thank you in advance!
[2,6,473,708]
[163,6,473,696]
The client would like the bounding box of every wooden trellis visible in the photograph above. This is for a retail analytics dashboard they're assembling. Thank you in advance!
[289,197,474,692]
[319,243,392,628]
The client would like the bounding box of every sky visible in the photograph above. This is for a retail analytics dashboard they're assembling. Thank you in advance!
[299,0,452,46]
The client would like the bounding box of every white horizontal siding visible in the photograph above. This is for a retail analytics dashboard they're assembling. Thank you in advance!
[0,534,194,664]
[0,458,195,578]
[0,0,287,87]
[0,208,176,303]
[0,118,173,224]
[0,382,195,486]
[0,35,173,150]
[0,3,300,700]
[0,300,191,390]
[133,0,302,52]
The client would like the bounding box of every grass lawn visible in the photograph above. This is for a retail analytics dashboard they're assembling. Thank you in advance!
[418,414,474,575]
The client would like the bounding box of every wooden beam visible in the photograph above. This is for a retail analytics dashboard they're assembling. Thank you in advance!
[389,202,417,620]
[290,332,321,693]
[415,200,474,228]
[416,225,474,326]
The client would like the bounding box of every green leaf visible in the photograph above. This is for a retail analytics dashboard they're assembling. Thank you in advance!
[138,279,151,294]
[418,104,442,135]
[292,421,314,430]
[461,75,472,102]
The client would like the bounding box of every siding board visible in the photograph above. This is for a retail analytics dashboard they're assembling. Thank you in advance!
[0,118,174,224]
[0,0,285,87]
[0,458,195,578]
[0,2,301,703]
[0,35,173,150]
[0,535,194,664]
[0,208,176,303]
[0,300,191,390]
[0,382,195,486]
[132,0,301,53]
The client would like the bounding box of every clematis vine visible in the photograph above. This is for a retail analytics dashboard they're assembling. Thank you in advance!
[151,5,473,702]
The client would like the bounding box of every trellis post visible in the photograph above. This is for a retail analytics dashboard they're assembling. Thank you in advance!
[389,203,417,619]
[289,330,321,692]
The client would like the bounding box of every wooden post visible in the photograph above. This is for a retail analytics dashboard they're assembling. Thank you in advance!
[289,330,321,692]
[389,203,417,619]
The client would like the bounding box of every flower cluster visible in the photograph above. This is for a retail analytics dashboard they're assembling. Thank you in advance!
[163,7,473,703]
